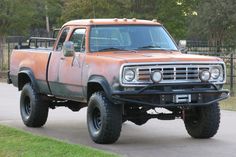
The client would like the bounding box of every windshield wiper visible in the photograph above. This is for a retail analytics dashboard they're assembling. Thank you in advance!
[97,47,128,52]
[137,45,177,51]
[137,45,161,50]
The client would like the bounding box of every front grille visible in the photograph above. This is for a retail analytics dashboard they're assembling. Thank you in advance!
[137,64,210,83]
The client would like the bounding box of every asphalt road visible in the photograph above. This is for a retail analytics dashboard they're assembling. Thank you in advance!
[1,82,236,157]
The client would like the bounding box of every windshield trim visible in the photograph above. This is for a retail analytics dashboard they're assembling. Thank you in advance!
[88,25,178,53]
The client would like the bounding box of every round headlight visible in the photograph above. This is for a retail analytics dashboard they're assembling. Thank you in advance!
[151,71,162,83]
[211,67,220,79]
[199,70,211,82]
[124,69,135,82]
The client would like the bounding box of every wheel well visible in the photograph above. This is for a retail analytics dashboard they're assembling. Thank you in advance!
[87,82,104,101]
[18,73,31,90]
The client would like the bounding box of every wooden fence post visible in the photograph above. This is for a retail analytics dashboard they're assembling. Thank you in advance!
[230,53,234,96]
[0,44,2,71]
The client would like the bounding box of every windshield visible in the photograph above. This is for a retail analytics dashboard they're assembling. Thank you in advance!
[89,25,178,52]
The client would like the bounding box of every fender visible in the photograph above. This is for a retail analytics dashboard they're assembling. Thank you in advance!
[87,75,112,99]
[18,68,39,92]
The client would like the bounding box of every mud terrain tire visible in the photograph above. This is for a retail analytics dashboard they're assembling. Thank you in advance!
[184,102,220,138]
[20,83,49,127]
[87,91,122,144]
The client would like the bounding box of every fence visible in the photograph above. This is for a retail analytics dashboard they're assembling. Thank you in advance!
[0,38,236,95]
[187,40,236,96]
[187,40,235,55]
[0,36,27,72]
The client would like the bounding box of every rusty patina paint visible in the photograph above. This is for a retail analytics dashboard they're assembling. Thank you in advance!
[10,49,50,81]
[10,19,224,102]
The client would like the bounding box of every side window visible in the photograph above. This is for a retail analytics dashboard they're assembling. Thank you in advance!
[69,28,86,52]
[56,27,69,51]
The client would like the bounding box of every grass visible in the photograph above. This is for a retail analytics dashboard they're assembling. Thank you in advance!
[0,125,119,157]
[219,84,236,111]
[220,96,236,111]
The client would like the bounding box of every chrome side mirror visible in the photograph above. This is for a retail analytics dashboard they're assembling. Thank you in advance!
[178,40,188,53]
[63,41,75,57]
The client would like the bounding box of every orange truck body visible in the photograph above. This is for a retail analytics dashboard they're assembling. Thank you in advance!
[9,19,228,104]
[8,19,230,144]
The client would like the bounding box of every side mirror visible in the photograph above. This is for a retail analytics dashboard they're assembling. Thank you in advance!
[179,40,187,48]
[178,40,188,54]
[63,41,75,57]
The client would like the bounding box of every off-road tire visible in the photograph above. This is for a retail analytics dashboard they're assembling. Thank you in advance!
[184,102,220,138]
[20,83,49,127]
[87,91,122,144]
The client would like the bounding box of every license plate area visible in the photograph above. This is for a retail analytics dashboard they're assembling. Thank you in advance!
[173,94,191,103]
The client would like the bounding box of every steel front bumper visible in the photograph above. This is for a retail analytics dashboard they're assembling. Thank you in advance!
[112,82,229,107]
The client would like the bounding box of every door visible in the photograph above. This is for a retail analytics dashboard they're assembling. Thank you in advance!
[58,28,86,100]
[48,27,87,101]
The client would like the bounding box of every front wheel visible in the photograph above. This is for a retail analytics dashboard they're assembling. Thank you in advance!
[184,102,220,138]
[20,83,49,127]
[87,92,122,144]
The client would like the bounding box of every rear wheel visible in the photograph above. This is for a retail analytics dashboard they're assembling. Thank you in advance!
[184,102,220,138]
[20,83,49,127]
[87,91,122,144]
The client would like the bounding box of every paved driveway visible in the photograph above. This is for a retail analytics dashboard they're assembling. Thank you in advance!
[1,82,236,157]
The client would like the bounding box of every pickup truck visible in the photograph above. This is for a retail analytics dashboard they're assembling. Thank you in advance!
[8,19,229,144]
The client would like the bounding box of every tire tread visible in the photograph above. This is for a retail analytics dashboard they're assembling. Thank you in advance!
[87,91,122,144]
[20,83,48,127]
[184,103,220,138]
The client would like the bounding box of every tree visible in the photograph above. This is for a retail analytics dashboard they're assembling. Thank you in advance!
[0,0,35,37]
[0,0,62,37]
[154,0,188,40]
[187,0,236,47]
[30,0,63,36]
[61,0,189,40]
[0,0,62,69]
[0,0,35,69]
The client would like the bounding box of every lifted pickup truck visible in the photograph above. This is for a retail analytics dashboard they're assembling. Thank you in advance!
[9,19,229,144]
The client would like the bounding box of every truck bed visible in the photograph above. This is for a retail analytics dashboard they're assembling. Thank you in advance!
[10,48,52,94]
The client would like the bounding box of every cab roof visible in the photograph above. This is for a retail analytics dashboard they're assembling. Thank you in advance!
[62,18,161,27]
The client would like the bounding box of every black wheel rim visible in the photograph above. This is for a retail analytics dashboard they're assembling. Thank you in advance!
[92,107,102,131]
[24,96,31,117]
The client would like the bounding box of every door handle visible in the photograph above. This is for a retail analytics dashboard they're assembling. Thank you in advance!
[60,57,65,60]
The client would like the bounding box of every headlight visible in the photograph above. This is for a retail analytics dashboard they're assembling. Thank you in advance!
[199,70,211,82]
[211,67,220,79]
[124,69,135,82]
[151,71,162,83]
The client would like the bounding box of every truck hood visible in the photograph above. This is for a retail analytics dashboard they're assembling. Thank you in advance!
[95,51,222,63]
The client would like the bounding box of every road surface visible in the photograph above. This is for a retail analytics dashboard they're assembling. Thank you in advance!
[0,82,236,157]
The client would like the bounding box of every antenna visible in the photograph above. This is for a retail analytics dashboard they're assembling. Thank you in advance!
[91,3,98,52]
[93,5,96,19]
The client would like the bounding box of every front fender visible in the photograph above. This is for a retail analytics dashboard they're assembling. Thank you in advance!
[87,75,112,99]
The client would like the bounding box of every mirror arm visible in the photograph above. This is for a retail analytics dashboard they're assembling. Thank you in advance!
[179,47,188,54]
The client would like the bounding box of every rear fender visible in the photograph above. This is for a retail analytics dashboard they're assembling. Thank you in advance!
[18,68,39,92]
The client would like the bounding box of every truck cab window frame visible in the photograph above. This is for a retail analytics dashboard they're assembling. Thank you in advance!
[56,27,70,51]
[69,28,86,53]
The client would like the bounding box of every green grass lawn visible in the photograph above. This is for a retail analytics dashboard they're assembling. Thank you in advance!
[0,125,119,157]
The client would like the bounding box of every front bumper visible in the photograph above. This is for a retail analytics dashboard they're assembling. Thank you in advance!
[112,82,229,107]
